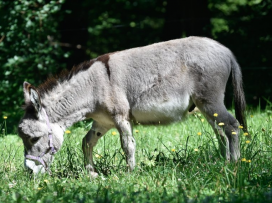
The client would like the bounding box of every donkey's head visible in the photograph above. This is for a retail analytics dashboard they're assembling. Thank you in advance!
[18,82,64,174]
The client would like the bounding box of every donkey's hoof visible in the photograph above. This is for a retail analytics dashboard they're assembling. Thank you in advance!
[90,171,99,179]
[85,164,99,179]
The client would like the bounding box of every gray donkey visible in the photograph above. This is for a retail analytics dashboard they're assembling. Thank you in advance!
[18,36,247,176]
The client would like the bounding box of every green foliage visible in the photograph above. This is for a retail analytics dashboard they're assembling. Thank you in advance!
[0,0,66,130]
[86,0,165,55]
[209,0,272,67]
[61,0,166,60]
[209,0,272,106]
[1,0,272,130]
[1,111,272,202]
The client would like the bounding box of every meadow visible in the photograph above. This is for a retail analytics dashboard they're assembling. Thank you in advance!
[0,107,272,203]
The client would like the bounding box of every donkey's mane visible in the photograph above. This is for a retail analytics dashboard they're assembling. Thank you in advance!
[37,59,96,98]
[22,60,94,111]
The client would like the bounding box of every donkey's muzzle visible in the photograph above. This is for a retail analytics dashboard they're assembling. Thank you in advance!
[25,159,46,174]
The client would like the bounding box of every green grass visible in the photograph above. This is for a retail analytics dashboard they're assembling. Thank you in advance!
[1,109,272,203]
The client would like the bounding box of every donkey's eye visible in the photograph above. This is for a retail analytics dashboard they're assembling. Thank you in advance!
[30,137,40,143]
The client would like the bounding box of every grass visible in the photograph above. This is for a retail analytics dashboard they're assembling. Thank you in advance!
[0,108,272,203]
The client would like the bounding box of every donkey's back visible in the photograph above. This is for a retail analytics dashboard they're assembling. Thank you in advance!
[106,37,237,125]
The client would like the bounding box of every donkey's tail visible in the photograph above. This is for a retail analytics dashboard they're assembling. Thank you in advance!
[231,56,247,132]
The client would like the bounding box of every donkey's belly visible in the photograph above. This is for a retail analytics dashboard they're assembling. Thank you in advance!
[131,97,189,125]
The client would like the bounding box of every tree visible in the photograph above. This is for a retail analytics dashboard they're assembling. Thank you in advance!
[0,0,66,130]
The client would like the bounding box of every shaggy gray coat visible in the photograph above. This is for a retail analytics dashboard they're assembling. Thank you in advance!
[18,36,247,176]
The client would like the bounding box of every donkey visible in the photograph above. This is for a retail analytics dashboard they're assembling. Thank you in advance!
[18,36,247,176]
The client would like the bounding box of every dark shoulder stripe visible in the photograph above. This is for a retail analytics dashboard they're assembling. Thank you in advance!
[97,54,111,77]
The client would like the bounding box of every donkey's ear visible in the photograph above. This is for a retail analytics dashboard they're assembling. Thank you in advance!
[23,82,32,102]
[23,81,42,113]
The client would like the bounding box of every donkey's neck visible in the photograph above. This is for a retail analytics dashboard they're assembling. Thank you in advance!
[40,62,108,128]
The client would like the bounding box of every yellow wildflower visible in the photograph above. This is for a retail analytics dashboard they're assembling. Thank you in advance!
[197,132,202,136]
[238,125,243,129]
[112,175,119,181]
[3,116,7,119]
[213,113,218,117]
[38,187,42,190]
[231,132,237,135]
[112,131,117,136]
[247,160,251,163]
[171,149,176,152]
[241,158,246,162]
[244,132,249,136]
[44,180,49,183]
[95,154,102,158]
[250,115,253,118]
[135,130,139,133]
[65,130,71,134]
[218,122,224,126]
[201,119,205,122]
[194,148,199,152]
[246,140,250,144]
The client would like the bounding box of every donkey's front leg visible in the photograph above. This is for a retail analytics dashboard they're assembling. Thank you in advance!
[82,121,110,177]
[115,118,136,172]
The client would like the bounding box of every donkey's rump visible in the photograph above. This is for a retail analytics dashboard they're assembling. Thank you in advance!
[108,37,232,124]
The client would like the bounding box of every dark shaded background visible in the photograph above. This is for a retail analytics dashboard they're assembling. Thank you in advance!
[0,0,272,130]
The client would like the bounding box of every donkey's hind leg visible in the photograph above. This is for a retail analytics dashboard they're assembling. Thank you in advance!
[82,121,111,177]
[195,101,240,161]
